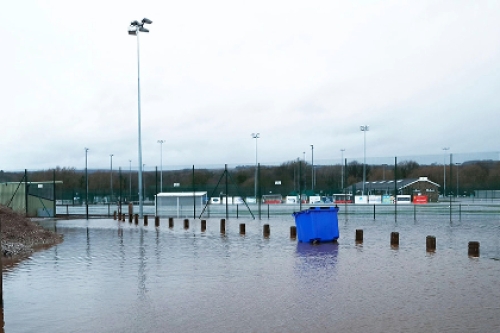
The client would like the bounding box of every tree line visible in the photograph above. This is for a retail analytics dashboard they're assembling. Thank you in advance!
[1,159,499,203]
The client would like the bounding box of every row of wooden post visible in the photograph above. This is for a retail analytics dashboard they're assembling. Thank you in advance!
[113,212,290,238]
[355,229,480,257]
[112,212,481,257]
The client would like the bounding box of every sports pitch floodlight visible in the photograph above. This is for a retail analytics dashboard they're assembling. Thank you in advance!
[128,17,153,218]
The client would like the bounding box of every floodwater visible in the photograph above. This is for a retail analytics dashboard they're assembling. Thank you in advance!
[2,213,500,333]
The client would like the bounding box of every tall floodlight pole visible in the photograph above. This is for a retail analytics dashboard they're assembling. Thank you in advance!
[157,140,165,193]
[110,154,114,202]
[340,148,345,190]
[310,144,314,192]
[360,125,369,196]
[85,148,89,219]
[442,147,450,198]
[456,162,461,198]
[251,133,260,200]
[129,17,152,218]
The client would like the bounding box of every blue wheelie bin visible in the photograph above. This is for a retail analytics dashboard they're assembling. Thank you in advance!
[292,206,339,243]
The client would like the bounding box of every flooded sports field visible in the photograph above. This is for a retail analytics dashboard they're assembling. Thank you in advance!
[2,212,500,332]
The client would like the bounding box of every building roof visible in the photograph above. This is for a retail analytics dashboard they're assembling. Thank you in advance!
[347,176,440,192]
[156,191,207,197]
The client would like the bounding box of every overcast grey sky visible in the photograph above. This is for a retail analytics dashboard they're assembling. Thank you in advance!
[2,0,499,171]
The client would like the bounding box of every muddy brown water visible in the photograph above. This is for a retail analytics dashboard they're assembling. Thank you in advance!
[2,214,500,332]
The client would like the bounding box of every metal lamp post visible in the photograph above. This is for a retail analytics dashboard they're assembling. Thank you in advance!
[360,125,369,196]
[143,164,146,202]
[129,17,152,218]
[303,151,306,190]
[110,154,114,202]
[456,162,461,198]
[310,144,314,192]
[129,160,132,201]
[442,147,450,198]
[340,148,345,190]
[157,140,165,193]
[251,133,260,200]
[85,148,89,219]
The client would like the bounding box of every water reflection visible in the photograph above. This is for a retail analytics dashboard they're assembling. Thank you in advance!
[295,242,338,275]
[3,216,500,332]
[0,305,4,333]
[138,228,148,299]
[296,241,339,258]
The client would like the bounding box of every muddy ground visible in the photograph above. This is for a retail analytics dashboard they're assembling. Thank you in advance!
[1,205,63,268]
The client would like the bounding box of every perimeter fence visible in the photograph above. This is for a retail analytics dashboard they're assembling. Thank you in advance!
[1,151,499,218]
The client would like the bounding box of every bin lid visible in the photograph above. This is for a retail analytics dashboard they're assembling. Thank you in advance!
[292,206,339,216]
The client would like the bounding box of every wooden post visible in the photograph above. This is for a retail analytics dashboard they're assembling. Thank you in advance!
[184,219,189,230]
[391,232,399,247]
[155,216,160,227]
[290,226,297,239]
[128,202,133,216]
[201,219,206,232]
[129,214,132,223]
[134,214,139,224]
[168,217,174,228]
[144,215,148,226]
[220,219,226,234]
[355,229,363,243]
[113,211,117,220]
[239,223,245,235]
[263,224,270,237]
[426,236,436,252]
[468,241,480,257]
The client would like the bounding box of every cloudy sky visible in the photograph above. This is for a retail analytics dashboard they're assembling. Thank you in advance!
[2,0,499,171]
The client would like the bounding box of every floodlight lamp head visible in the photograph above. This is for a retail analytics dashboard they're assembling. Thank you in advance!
[139,27,149,33]
[128,26,138,35]
[142,18,153,24]
[131,20,139,26]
